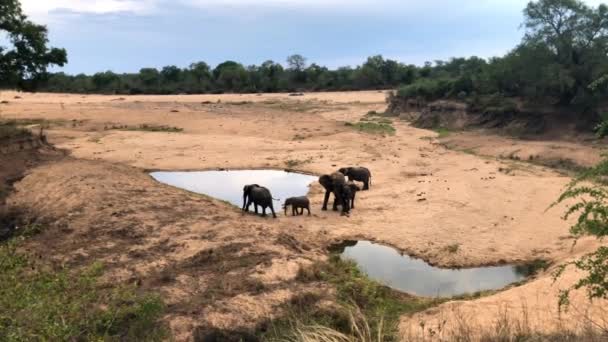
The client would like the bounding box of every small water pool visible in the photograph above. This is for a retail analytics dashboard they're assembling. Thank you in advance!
[334,240,528,297]
[150,170,317,212]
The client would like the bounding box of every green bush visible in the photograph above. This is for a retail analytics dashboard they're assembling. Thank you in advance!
[595,113,608,138]
[396,78,456,101]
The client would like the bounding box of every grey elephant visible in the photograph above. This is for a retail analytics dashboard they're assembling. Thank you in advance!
[338,167,372,190]
[319,172,350,214]
[242,184,277,218]
[343,182,361,209]
[283,196,311,216]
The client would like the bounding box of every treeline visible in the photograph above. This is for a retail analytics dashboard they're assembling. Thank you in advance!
[39,55,416,94]
[395,0,608,117]
[35,0,608,121]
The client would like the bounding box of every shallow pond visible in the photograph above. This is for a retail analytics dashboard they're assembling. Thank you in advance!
[150,170,317,213]
[334,241,528,297]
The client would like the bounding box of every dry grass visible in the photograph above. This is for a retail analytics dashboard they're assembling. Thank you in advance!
[400,302,608,342]
[281,306,386,342]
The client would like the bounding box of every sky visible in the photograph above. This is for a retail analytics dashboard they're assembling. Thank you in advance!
[18,0,606,74]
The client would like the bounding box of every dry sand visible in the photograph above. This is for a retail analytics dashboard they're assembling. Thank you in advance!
[1,90,606,340]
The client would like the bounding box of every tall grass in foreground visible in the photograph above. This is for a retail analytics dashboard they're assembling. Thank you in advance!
[400,303,608,341]
[261,255,441,341]
[268,254,608,341]
[282,303,608,342]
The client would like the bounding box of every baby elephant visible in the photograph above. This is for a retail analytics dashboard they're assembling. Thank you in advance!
[343,182,361,209]
[283,196,311,216]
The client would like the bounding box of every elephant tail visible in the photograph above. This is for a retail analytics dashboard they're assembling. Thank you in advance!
[272,197,280,201]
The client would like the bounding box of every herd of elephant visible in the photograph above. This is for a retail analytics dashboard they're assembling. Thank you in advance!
[241,167,372,218]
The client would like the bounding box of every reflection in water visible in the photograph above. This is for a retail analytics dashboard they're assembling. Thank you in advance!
[150,170,317,212]
[337,241,527,297]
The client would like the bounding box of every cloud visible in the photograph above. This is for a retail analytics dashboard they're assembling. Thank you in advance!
[20,0,159,22]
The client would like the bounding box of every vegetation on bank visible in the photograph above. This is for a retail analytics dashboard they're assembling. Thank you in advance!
[0,211,167,341]
[554,157,608,308]
[261,255,442,341]
[0,120,32,140]
[391,0,608,128]
[346,116,396,136]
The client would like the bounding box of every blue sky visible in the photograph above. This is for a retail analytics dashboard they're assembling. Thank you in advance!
[20,0,604,74]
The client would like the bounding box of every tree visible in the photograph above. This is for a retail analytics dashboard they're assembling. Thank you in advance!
[189,62,210,84]
[0,0,67,89]
[212,61,247,92]
[523,0,608,105]
[286,54,307,72]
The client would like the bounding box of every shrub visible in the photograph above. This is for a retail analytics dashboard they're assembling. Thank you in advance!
[396,78,456,101]
[553,157,608,307]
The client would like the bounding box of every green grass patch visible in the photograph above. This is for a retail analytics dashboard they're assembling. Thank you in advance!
[434,127,451,138]
[345,121,396,136]
[0,216,167,341]
[261,255,442,340]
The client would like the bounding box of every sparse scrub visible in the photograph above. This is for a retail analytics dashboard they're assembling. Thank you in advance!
[105,124,183,132]
[285,158,312,168]
[345,121,396,135]
[0,213,167,341]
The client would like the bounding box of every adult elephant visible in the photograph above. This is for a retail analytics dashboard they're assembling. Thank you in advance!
[242,184,277,218]
[338,167,372,190]
[319,172,350,214]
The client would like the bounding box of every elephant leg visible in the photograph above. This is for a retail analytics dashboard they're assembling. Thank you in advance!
[363,179,369,190]
[307,206,311,216]
[332,193,339,211]
[351,193,356,209]
[245,199,252,212]
[270,204,277,218]
[262,206,267,217]
[292,207,296,216]
[254,204,259,214]
[322,191,330,211]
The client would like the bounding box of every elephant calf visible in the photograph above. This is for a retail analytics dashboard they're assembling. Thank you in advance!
[343,182,361,209]
[338,167,372,190]
[283,196,311,216]
[242,184,277,218]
